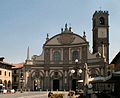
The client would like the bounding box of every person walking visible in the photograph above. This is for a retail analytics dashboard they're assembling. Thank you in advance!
[48,91,53,98]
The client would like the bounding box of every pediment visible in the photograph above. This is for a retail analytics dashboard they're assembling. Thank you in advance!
[44,33,86,46]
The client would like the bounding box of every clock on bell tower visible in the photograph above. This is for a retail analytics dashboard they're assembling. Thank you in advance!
[92,10,109,63]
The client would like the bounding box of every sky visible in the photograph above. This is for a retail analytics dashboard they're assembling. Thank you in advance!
[0,0,120,64]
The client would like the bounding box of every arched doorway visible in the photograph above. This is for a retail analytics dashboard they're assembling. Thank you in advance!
[8,80,11,89]
[50,71,63,91]
[53,79,59,91]
[4,80,7,89]
[31,70,44,91]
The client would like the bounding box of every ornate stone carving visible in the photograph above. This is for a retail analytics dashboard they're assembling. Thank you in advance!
[63,48,69,64]
[57,33,75,45]
[44,48,50,64]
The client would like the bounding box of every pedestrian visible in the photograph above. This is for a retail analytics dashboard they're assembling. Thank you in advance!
[48,91,53,98]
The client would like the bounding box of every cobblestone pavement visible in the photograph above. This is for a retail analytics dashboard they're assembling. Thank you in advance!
[0,91,68,98]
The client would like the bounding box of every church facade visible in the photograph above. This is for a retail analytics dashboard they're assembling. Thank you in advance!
[22,10,111,91]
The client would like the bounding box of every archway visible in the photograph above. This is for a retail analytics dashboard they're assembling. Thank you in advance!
[8,80,11,89]
[31,70,44,91]
[4,80,7,89]
[50,71,63,91]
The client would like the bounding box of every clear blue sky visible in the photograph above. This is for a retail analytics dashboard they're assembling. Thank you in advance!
[0,0,119,64]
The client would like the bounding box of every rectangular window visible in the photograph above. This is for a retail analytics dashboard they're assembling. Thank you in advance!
[14,77,17,82]
[0,71,1,75]
[14,70,16,74]
[5,71,6,76]
[9,72,10,77]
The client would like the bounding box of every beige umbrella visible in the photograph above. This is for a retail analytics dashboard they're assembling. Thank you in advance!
[83,63,89,95]
[83,63,89,86]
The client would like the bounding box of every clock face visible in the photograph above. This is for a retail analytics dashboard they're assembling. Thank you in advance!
[98,28,107,38]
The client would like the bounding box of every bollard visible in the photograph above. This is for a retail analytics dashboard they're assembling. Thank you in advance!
[46,89,48,95]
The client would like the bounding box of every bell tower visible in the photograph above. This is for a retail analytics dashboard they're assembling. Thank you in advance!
[92,10,109,63]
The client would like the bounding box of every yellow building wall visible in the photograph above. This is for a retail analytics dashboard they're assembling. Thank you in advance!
[0,68,12,83]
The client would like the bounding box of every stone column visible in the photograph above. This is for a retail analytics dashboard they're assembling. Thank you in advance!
[45,70,49,91]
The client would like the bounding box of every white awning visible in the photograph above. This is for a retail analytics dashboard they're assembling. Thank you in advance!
[78,75,112,83]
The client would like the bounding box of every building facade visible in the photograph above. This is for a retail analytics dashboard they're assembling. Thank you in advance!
[12,63,24,91]
[0,57,13,90]
[110,51,120,97]
[111,51,120,71]
[22,11,111,91]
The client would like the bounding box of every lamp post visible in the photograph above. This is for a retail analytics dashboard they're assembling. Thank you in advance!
[20,76,24,93]
[71,60,90,96]
[20,70,24,93]
[71,59,82,92]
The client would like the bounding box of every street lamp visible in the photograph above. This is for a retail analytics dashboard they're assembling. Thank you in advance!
[75,59,78,64]
[71,59,90,96]
[20,70,24,93]
[71,59,82,92]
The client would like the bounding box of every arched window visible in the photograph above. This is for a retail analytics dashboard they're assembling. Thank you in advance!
[8,80,11,89]
[53,51,61,63]
[99,17,105,25]
[5,71,6,76]
[4,80,7,89]
[72,51,79,61]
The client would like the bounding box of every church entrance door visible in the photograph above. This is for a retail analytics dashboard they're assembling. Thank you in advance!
[53,79,59,91]
[72,79,77,91]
